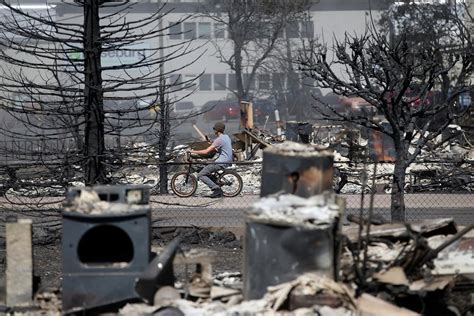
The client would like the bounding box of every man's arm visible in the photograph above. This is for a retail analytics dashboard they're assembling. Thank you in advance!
[190,145,216,156]
[191,137,221,156]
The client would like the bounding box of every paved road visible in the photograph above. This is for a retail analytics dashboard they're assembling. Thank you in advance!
[151,193,474,227]
[0,193,471,230]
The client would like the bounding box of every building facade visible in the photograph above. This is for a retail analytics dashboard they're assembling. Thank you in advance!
[50,0,386,109]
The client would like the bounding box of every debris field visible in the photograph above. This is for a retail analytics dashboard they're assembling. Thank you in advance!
[1,140,473,316]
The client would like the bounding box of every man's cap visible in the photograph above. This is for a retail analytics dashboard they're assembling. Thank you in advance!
[213,122,225,132]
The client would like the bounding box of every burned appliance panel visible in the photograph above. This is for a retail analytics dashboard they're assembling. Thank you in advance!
[261,143,334,198]
[61,186,151,313]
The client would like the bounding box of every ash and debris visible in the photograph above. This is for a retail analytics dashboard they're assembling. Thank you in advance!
[2,123,472,198]
[117,271,424,316]
[341,232,474,276]
[114,216,472,315]
[152,227,241,249]
[1,124,473,315]
[118,273,356,316]
[430,236,474,275]
[213,272,243,290]
[14,225,473,316]
[247,193,340,227]
[265,141,333,157]
[62,189,146,215]
[238,162,262,195]
[340,241,407,266]
[2,210,473,314]
[334,159,474,194]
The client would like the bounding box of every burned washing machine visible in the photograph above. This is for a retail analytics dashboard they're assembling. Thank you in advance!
[61,185,152,313]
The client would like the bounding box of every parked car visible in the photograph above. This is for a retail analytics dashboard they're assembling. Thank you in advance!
[202,100,240,122]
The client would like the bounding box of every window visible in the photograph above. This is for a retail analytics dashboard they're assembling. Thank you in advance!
[169,22,182,40]
[286,21,299,38]
[272,73,286,90]
[199,74,212,91]
[183,22,196,40]
[258,74,270,90]
[103,0,127,4]
[228,74,236,91]
[170,74,182,92]
[301,21,314,38]
[198,22,211,39]
[214,74,226,90]
[214,23,225,39]
[244,74,255,91]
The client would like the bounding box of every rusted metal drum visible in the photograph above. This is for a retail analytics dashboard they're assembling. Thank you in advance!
[261,142,334,198]
[243,194,341,300]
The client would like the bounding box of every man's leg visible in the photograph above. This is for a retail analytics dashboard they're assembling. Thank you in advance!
[197,164,223,191]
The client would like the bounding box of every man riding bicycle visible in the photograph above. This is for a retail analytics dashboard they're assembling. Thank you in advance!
[190,122,233,198]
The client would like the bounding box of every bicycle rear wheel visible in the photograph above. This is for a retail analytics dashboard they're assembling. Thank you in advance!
[218,170,243,197]
[170,172,197,197]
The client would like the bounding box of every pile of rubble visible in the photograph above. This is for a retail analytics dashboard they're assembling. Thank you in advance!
[7,217,471,315]
[2,120,472,198]
[117,209,473,316]
[2,141,473,316]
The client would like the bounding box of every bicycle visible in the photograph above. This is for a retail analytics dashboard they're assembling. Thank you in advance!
[170,152,243,198]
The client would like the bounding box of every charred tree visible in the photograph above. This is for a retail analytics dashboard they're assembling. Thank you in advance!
[202,1,311,104]
[298,2,472,220]
[262,13,319,121]
[0,1,200,186]
[83,0,105,184]
[158,75,169,194]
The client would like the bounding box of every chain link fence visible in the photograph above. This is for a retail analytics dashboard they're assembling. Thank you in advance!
[150,159,473,227]
[0,156,473,227]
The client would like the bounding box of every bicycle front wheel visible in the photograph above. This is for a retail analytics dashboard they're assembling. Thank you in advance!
[218,170,243,197]
[170,172,197,197]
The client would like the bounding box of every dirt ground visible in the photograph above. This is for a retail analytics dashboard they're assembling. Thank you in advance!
[3,227,243,295]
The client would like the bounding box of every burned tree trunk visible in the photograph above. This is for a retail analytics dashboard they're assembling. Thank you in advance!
[83,0,105,185]
[298,2,471,221]
[204,1,310,107]
[234,45,247,103]
[158,81,170,194]
[0,2,202,190]
[391,148,407,221]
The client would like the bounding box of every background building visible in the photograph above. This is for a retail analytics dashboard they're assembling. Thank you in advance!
[49,0,387,109]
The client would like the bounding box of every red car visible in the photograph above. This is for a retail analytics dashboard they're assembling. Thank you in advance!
[202,100,240,122]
